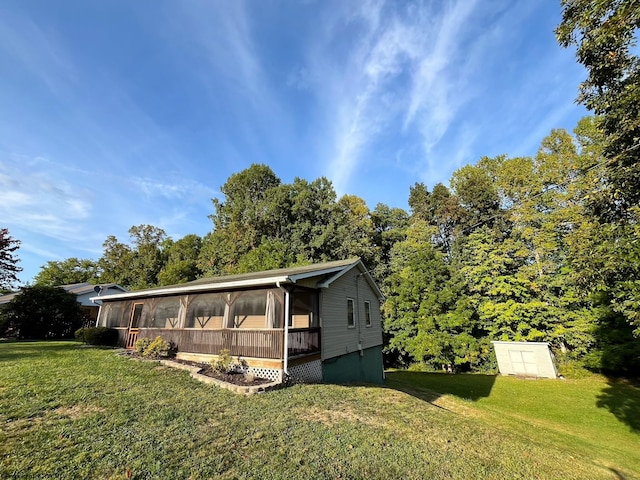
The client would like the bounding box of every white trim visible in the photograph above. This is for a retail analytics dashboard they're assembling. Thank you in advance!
[90,276,290,302]
[283,289,290,374]
[288,265,352,283]
[317,260,384,299]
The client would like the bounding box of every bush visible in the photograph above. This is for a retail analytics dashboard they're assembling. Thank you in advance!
[2,286,83,339]
[133,336,174,358]
[143,336,172,358]
[74,327,118,346]
[213,348,234,373]
[134,337,151,355]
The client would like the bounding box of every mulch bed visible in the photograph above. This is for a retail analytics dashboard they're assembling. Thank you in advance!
[171,358,272,387]
[119,351,272,387]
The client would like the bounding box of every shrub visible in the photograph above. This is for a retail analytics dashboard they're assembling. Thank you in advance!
[213,348,234,373]
[143,336,172,358]
[134,337,151,355]
[74,327,118,346]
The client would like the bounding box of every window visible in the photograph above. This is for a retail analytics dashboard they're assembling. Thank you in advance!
[364,301,372,327]
[347,298,355,328]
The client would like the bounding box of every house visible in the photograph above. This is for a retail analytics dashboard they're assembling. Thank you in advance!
[491,341,557,379]
[0,282,127,325]
[93,258,385,384]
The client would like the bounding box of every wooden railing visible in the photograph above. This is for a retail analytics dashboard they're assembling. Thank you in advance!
[138,328,284,359]
[288,327,321,357]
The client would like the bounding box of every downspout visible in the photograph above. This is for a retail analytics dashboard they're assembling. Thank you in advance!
[277,281,290,378]
[95,304,102,328]
[356,274,364,357]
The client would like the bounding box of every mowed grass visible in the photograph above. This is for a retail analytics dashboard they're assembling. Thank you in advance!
[386,370,640,479]
[0,342,636,480]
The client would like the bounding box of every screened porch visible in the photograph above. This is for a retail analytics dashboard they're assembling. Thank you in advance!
[98,287,320,359]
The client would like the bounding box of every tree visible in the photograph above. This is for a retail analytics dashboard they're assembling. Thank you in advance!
[158,234,202,286]
[0,286,83,339]
[0,228,22,290]
[128,225,167,289]
[34,258,100,286]
[200,164,282,275]
[370,203,409,284]
[98,235,136,287]
[383,221,490,371]
[556,0,640,217]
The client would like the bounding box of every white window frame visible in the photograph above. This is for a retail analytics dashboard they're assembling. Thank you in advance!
[364,301,372,327]
[347,298,355,328]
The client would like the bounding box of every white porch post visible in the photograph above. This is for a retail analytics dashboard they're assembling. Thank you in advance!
[283,288,290,376]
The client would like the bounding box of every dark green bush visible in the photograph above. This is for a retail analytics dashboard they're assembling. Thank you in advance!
[74,327,118,346]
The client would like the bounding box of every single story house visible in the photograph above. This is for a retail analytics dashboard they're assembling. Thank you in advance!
[0,282,127,324]
[93,258,385,385]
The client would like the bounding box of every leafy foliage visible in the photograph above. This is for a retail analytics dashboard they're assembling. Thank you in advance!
[0,228,22,290]
[212,348,234,373]
[556,0,640,217]
[74,327,118,346]
[34,258,100,286]
[0,285,83,339]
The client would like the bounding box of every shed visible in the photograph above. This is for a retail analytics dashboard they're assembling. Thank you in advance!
[491,341,557,379]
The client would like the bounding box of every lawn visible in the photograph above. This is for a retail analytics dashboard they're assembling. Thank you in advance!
[0,342,637,479]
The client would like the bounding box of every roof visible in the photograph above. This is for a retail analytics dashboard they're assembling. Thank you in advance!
[93,258,383,302]
[0,283,127,304]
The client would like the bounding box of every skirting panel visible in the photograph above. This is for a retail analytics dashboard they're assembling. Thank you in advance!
[231,364,282,383]
[288,359,323,384]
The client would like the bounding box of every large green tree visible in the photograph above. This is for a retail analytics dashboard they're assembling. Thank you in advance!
[34,258,100,286]
[0,286,83,339]
[158,234,203,286]
[556,0,640,217]
[0,228,22,290]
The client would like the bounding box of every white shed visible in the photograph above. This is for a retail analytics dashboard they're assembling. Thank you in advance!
[491,341,557,379]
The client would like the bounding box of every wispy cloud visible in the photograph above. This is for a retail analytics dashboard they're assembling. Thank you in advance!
[0,6,77,96]
[0,157,92,242]
[303,0,483,193]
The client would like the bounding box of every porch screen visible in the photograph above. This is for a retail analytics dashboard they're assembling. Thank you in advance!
[149,297,181,328]
[291,290,318,328]
[185,293,226,329]
[232,289,282,328]
[101,302,129,328]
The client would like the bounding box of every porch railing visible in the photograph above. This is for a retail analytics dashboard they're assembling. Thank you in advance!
[138,328,284,359]
[288,327,321,357]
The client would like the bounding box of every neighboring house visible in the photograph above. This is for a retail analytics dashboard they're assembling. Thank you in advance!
[0,283,128,325]
[93,258,385,385]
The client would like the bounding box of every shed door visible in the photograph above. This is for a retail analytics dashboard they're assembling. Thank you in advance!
[509,349,538,375]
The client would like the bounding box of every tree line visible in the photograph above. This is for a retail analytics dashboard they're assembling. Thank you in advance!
[22,114,639,375]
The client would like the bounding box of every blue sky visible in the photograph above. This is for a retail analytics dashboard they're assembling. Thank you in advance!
[0,0,588,284]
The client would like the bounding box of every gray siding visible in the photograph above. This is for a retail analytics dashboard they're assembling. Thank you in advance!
[320,266,383,360]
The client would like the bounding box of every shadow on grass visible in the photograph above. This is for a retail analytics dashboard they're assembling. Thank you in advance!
[0,340,79,361]
[596,378,640,433]
[385,371,497,406]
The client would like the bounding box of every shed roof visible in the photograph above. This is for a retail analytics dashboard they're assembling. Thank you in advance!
[92,258,383,302]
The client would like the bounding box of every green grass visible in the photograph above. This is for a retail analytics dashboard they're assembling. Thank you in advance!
[0,342,637,479]
[386,370,640,479]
